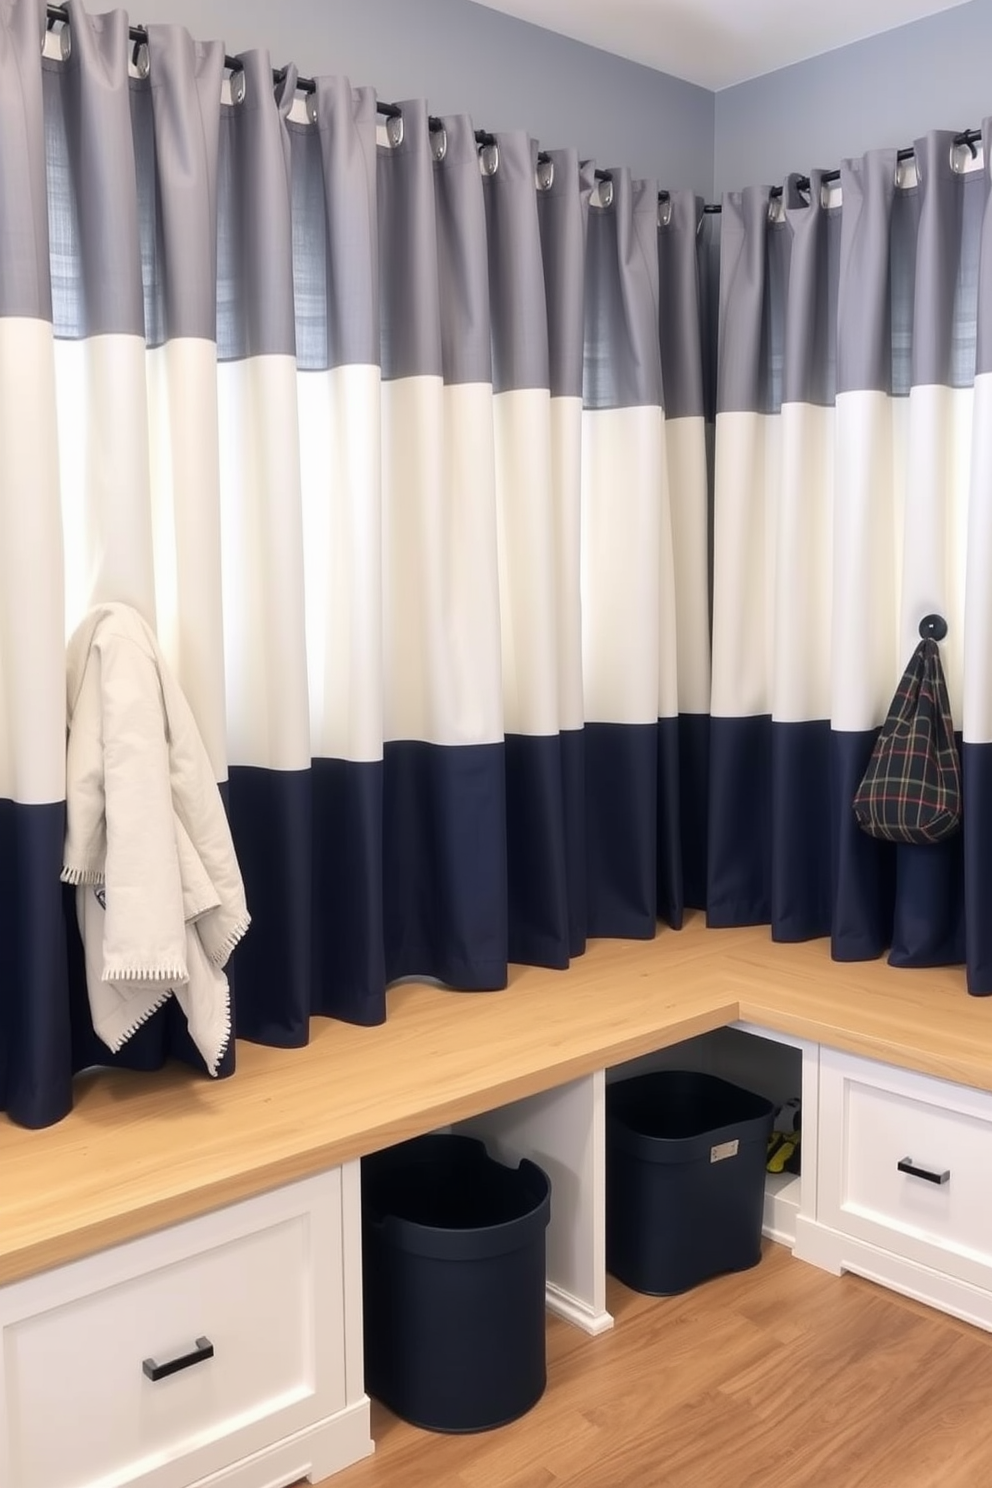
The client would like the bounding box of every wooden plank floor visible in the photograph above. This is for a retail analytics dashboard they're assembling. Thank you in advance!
[328,1245,992,1487]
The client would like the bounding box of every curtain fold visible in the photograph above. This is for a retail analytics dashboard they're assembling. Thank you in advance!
[0,0,70,1128]
[658,189,711,914]
[537,148,594,960]
[581,168,673,937]
[217,51,314,1045]
[963,117,992,994]
[487,132,566,968]
[297,75,385,1026]
[378,105,507,989]
[710,183,783,927]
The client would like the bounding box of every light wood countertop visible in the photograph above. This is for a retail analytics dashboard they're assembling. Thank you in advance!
[2,913,990,1287]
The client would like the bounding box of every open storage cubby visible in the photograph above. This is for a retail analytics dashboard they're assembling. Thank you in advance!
[608,1022,811,1248]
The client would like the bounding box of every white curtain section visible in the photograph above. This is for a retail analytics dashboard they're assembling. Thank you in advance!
[381,377,503,748]
[550,395,586,734]
[831,392,907,732]
[494,387,560,737]
[711,407,780,721]
[0,319,65,809]
[964,372,992,744]
[298,364,383,765]
[581,404,665,725]
[665,414,711,718]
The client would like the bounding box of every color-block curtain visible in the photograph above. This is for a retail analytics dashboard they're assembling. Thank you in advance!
[376,105,507,989]
[486,135,590,968]
[710,134,992,992]
[581,173,709,936]
[659,191,712,913]
[0,0,711,1128]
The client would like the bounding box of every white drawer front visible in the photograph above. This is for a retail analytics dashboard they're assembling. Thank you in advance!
[0,1171,348,1488]
[819,1049,992,1287]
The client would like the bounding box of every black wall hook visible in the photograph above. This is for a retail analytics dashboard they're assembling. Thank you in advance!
[919,613,948,641]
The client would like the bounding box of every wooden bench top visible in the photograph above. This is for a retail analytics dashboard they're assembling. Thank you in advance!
[2,913,989,1286]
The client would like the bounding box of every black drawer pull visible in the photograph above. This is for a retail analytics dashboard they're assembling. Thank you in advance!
[898,1157,950,1186]
[142,1336,214,1382]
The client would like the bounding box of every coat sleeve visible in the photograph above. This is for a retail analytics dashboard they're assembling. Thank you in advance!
[95,628,189,984]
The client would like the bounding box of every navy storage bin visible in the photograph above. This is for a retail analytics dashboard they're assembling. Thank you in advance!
[607,1070,775,1296]
[361,1132,552,1433]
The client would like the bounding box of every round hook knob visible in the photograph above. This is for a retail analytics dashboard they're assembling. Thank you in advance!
[919,613,948,641]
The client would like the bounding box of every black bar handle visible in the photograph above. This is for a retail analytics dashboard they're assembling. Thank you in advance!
[142,1336,214,1382]
[898,1157,950,1186]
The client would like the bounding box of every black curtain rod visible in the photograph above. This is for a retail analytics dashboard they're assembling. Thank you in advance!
[44,8,982,212]
[701,130,980,214]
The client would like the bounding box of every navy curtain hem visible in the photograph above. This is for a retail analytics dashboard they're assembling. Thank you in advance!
[386,957,509,993]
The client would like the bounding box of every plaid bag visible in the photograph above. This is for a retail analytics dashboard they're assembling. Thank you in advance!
[852,636,962,844]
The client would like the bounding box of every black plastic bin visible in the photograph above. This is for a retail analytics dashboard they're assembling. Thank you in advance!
[361,1132,552,1433]
[606,1070,775,1296]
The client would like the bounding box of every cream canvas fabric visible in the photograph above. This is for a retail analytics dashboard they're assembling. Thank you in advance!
[62,603,250,1075]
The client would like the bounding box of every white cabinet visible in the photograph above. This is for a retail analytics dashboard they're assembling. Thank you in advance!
[795,1047,992,1332]
[0,1169,373,1488]
[629,1027,992,1336]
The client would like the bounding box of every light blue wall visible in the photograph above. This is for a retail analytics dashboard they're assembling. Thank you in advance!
[147,0,715,195]
[715,0,992,195]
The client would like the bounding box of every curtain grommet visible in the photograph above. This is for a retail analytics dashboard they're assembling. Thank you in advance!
[658,194,672,227]
[950,139,980,175]
[385,113,404,148]
[431,124,447,163]
[597,177,613,209]
[133,41,150,79]
[480,141,499,176]
[230,67,246,105]
[59,22,71,62]
[306,90,318,125]
[536,156,554,191]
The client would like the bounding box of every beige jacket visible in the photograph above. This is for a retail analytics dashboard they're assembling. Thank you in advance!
[62,603,249,1075]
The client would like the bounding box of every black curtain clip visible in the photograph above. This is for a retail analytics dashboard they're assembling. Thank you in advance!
[919,613,948,641]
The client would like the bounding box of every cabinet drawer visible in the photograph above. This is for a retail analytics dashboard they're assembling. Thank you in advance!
[819,1048,992,1288]
[0,1171,348,1488]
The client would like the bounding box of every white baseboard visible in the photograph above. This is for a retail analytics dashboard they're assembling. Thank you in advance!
[794,1216,992,1334]
[546,1280,614,1335]
[188,1397,374,1488]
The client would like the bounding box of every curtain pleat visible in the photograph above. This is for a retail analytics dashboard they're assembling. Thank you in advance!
[658,190,711,915]
[485,132,573,968]
[217,54,313,1044]
[296,76,386,1025]
[537,148,593,957]
[144,24,227,768]
[378,106,507,989]
[963,117,992,994]
[0,0,69,1127]
[709,184,784,927]
[769,172,836,942]
[581,169,674,937]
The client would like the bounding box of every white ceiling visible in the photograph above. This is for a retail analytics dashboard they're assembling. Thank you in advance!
[472,0,970,90]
